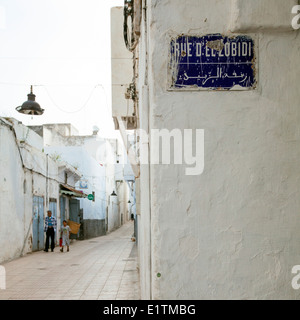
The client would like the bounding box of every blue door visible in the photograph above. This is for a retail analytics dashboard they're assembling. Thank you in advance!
[60,196,66,223]
[32,196,44,251]
[69,199,80,239]
[49,199,57,218]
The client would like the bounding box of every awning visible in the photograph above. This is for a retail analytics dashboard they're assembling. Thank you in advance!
[60,184,88,198]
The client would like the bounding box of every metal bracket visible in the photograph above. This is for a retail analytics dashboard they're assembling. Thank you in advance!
[123,0,142,52]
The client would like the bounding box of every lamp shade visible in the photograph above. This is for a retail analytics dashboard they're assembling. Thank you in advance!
[16,86,44,116]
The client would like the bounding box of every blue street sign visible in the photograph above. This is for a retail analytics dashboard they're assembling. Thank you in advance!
[169,34,256,90]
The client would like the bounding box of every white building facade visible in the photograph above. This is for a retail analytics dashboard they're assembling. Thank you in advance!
[0,118,81,263]
[112,1,300,299]
[30,123,132,238]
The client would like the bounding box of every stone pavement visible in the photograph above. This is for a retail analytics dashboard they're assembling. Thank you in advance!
[0,221,140,300]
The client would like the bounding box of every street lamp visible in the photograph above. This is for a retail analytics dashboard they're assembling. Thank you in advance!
[16,85,44,116]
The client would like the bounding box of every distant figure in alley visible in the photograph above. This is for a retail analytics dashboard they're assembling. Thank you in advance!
[44,210,57,252]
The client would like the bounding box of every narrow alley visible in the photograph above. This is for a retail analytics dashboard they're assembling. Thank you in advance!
[0,0,299,302]
[0,222,140,300]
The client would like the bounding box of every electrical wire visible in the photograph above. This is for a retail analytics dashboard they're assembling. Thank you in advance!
[42,85,98,114]
[0,81,111,114]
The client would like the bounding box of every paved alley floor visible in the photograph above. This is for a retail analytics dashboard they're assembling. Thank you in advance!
[0,221,140,300]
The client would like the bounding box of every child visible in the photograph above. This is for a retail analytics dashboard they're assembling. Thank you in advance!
[60,220,71,252]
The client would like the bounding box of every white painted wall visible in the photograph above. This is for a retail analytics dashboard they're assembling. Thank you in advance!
[108,195,120,232]
[136,0,300,299]
[44,125,131,234]
[105,136,132,232]
[46,146,106,221]
[0,119,61,262]
[0,120,26,263]
[117,181,130,224]
[111,7,135,119]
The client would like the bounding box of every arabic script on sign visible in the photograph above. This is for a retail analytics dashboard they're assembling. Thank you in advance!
[169,34,256,90]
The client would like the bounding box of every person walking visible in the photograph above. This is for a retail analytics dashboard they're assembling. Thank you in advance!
[44,210,57,252]
[60,220,71,252]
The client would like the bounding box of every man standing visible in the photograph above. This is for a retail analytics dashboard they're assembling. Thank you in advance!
[44,210,57,252]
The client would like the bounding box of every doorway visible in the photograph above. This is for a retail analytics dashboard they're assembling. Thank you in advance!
[32,196,44,251]
[69,198,80,239]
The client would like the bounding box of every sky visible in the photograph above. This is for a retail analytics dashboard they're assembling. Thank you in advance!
[0,0,124,137]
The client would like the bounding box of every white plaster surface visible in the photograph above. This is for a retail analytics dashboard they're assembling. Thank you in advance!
[136,0,300,299]
[0,120,81,263]
[111,7,135,119]
[0,121,59,262]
